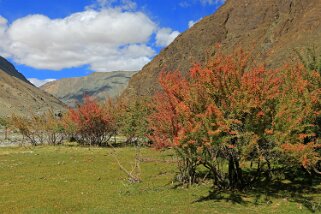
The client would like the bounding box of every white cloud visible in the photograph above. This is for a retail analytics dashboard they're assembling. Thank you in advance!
[188,17,202,28]
[179,1,191,8]
[180,0,225,7]
[155,28,180,47]
[0,16,10,57]
[0,16,7,25]
[87,0,137,11]
[28,78,56,87]
[200,0,225,5]
[0,5,157,72]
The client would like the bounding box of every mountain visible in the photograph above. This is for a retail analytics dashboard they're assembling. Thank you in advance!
[0,57,65,117]
[125,0,321,97]
[0,56,30,84]
[41,71,136,107]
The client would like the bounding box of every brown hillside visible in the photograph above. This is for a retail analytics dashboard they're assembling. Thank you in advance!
[0,56,30,84]
[125,0,321,96]
[0,58,65,117]
[41,71,136,107]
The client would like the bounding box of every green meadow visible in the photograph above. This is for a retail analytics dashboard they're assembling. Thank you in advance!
[0,146,320,213]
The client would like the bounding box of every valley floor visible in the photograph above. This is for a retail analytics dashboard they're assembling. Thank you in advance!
[0,146,320,213]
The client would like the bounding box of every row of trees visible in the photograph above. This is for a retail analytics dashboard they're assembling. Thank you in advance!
[2,48,321,190]
[2,96,150,147]
[10,111,64,145]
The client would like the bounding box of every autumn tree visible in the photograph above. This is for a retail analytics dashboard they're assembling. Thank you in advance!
[64,96,116,146]
[10,114,43,145]
[42,110,64,145]
[148,49,321,189]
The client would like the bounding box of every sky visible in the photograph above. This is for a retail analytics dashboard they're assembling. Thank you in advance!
[0,0,225,87]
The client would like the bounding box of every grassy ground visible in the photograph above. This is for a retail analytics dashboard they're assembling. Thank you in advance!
[0,146,320,213]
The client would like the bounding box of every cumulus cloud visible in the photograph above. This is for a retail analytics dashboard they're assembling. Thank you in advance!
[0,5,158,72]
[28,78,56,87]
[155,28,180,47]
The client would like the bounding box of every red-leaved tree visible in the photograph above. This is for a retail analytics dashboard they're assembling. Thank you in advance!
[64,96,116,146]
[148,48,321,189]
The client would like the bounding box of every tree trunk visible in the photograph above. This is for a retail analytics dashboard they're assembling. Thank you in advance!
[228,153,244,190]
[4,127,8,140]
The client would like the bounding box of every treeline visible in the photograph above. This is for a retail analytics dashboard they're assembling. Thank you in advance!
[1,48,321,191]
[0,96,150,147]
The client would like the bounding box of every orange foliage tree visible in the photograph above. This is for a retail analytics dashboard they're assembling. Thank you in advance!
[64,96,116,146]
[148,49,321,189]
[10,110,64,145]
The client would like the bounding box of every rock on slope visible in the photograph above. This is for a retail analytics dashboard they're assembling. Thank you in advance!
[41,71,136,107]
[0,57,65,117]
[125,0,321,97]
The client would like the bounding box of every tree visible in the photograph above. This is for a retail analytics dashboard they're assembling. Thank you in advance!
[10,114,41,145]
[0,117,9,140]
[148,48,321,189]
[115,97,151,145]
[42,110,64,145]
[65,96,116,146]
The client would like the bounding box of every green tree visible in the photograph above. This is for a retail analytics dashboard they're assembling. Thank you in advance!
[115,97,151,145]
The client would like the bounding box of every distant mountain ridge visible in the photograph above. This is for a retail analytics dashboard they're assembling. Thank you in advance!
[125,0,321,97]
[0,57,65,117]
[41,71,136,106]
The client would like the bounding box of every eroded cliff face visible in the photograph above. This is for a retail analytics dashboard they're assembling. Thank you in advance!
[125,0,321,97]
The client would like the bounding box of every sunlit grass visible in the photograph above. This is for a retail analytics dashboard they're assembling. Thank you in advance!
[0,146,319,213]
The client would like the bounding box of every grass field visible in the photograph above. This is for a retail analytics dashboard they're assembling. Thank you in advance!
[0,146,320,213]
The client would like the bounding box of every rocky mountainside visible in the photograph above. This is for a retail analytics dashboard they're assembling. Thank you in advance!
[0,58,65,117]
[41,71,136,107]
[0,56,30,84]
[125,0,321,96]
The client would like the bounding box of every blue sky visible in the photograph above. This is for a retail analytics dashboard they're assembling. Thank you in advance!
[0,0,224,86]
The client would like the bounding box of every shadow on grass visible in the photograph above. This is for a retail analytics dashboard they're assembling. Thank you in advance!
[194,171,321,212]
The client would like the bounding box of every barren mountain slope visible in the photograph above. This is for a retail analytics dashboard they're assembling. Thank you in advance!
[0,58,65,117]
[41,71,136,106]
[0,56,30,84]
[125,0,321,96]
